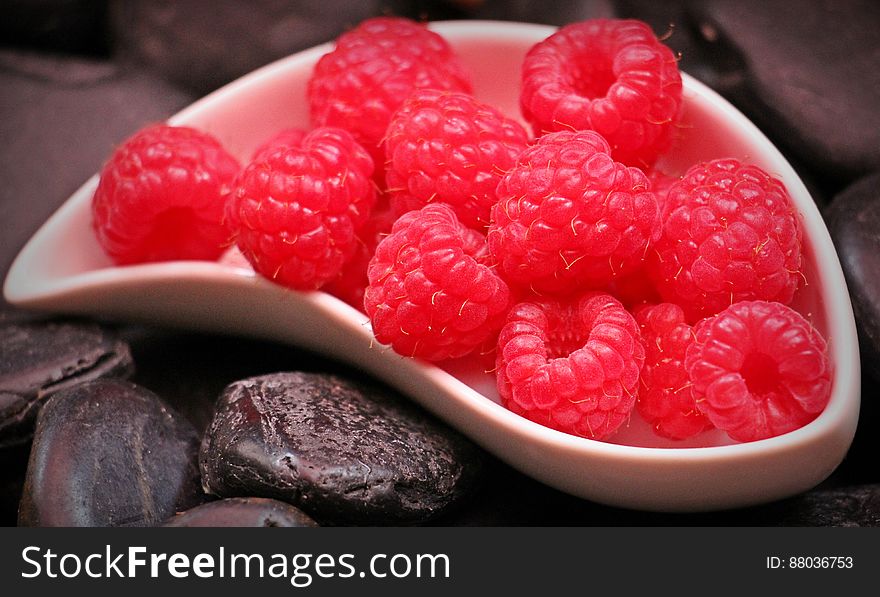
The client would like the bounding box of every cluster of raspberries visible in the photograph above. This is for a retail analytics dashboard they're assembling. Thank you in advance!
[91,17,832,444]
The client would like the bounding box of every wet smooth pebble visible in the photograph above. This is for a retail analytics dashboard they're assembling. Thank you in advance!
[163,497,318,527]
[0,442,31,526]
[688,0,880,180]
[0,0,108,55]
[200,372,483,525]
[110,0,382,94]
[824,172,880,381]
[19,378,203,527]
[0,320,133,448]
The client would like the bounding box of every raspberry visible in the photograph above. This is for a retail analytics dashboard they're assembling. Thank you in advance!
[228,127,376,290]
[385,89,530,230]
[496,291,643,440]
[250,127,308,162]
[364,203,510,361]
[647,167,678,215]
[224,128,308,248]
[488,130,661,296]
[324,201,396,310]
[308,17,472,166]
[634,303,712,440]
[520,19,683,167]
[92,124,240,265]
[606,265,661,310]
[685,301,832,442]
[647,158,804,322]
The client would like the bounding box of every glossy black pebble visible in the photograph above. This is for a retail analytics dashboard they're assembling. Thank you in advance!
[0,320,133,448]
[110,1,380,94]
[824,172,880,381]
[19,378,202,527]
[200,372,482,525]
[164,497,318,527]
[689,0,880,179]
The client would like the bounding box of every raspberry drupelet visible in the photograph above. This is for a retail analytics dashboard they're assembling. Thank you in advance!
[308,17,472,169]
[364,203,511,362]
[520,18,683,167]
[324,201,397,311]
[496,291,644,440]
[227,127,376,291]
[488,129,661,296]
[384,89,530,231]
[685,300,831,442]
[249,127,308,163]
[647,158,804,323]
[91,124,241,265]
[634,302,712,440]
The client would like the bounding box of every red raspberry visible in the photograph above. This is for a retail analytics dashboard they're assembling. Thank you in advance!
[324,201,396,311]
[92,124,240,265]
[250,127,308,162]
[646,167,678,215]
[496,291,643,440]
[231,131,314,257]
[228,127,376,290]
[488,130,661,296]
[364,203,510,361]
[308,17,472,166]
[647,158,804,322]
[520,19,683,167]
[685,301,832,442]
[606,265,661,310]
[385,89,530,230]
[634,303,712,440]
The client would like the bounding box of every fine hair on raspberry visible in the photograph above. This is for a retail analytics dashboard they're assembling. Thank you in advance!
[250,127,308,163]
[364,203,510,362]
[647,158,804,322]
[520,18,683,167]
[228,126,376,291]
[634,302,711,440]
[685,300,831,442]
[489,129,661,296]
[91,124,241,265]
[307,17,472,167]
[384,89,530,231]
[496,291,644,440]
[324,202,398,311]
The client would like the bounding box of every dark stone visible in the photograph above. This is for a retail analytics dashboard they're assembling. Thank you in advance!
[824,172,880,381]
[200,372,482,525]
[0,50,117,84]
[777,485,880,526]
[819,174,880,487]
[0,320,133,448]
[19,379,203,527]
[0,51,194,292]
[687,0,880,182]
[413,0,615,25]
[120,327,365,434]
[830,370,880,486]
[0,443,31,526]
[163,497,318,527]
[0,0,109,56]
[612,0,828,206]
[109,0,383,95]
